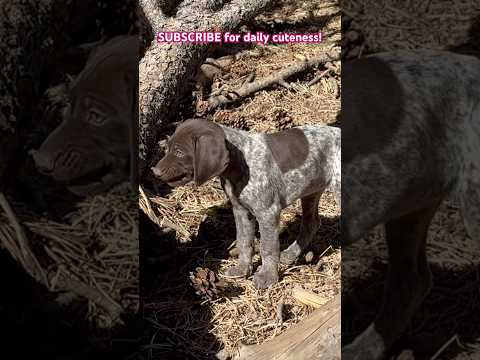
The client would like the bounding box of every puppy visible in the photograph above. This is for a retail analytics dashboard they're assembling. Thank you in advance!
[152,119,340,288]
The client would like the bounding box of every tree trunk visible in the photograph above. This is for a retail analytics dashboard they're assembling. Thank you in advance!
[0,0,54,188]
[233,294,341,360]
[138,0,276,175]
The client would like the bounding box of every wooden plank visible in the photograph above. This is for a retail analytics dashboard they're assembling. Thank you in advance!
[234,294,340,360]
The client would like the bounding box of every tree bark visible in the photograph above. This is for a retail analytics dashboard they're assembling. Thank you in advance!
[234,294,341,360]
[138,0,276,175]
[0,1,54,188]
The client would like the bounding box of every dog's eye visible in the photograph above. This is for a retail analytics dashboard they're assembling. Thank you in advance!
[87,109,107,126]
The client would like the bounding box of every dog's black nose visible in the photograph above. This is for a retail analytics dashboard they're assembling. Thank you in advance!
[151,166,166,179]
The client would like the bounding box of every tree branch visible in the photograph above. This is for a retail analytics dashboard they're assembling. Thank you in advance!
[208,53,339,108]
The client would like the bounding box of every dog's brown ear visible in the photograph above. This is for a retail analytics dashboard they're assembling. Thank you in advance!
[193,130,229,186]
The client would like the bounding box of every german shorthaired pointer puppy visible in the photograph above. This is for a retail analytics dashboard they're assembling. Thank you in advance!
[152,119,341,289]
[343,49,480,359]
[31,35,138,196]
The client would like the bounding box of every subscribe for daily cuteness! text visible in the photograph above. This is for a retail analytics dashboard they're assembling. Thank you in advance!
[156,31,323,45]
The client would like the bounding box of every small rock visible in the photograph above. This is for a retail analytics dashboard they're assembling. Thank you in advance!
[395,349,415,360]
[216,348,230,360]
[305,251,314,263]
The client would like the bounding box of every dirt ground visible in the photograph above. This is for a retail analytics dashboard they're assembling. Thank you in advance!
[141,0,341,359]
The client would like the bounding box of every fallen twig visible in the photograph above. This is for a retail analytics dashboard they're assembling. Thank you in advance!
[139,185,190,236]
[307,68,332,87]
[0,192,48,285]
[208,53,339,108]
[315,245,334,270]
[430,335,461,360]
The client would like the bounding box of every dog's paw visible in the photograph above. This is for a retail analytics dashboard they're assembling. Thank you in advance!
[224,264,251,278]
[342,324,386,360]
[342,344,379,360]
[280,248,299,265]
[253,268,279,289]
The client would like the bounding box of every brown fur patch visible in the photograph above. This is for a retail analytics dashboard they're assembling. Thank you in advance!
[265,128,309,173]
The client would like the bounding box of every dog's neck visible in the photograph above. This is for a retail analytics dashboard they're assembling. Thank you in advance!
[220,140,250,196]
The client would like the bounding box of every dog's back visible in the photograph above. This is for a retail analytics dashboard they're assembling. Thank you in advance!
[220,124,340,208]
[300,125,341,202]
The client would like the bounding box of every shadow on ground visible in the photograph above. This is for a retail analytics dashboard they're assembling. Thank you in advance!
[342,258,480,359]
[140,198,339,359]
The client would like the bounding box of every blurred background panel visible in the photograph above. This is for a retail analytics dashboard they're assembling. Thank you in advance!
[0,1,140,358]
[342,1,480,359]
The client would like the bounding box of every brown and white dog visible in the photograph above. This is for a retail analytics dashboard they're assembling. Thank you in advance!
[30,36,138,196]
[152,119,341,289]
[342,49,480,359]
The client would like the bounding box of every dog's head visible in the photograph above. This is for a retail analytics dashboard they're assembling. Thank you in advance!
[152,119,230,187]
[30,36,138,196]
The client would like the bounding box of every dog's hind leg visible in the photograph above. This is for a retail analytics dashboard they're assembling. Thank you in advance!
[343,200,441,360]
[459,153,480,248]
[224,203,256,277]
[280,191,322,265]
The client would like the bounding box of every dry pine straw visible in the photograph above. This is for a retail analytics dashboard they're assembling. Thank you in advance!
[148,175,340,356]
[344,0,480,52]
[0,191,138,327]
[147,186,340,356]
[208,254,340,355]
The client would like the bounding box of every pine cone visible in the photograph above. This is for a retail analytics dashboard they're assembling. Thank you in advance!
[189,267,225,300]
[227,115,249,130]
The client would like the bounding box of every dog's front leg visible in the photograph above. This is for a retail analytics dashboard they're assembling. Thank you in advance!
[253,210,281,289]
[225,203,255,277]
[343,203,439,360]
